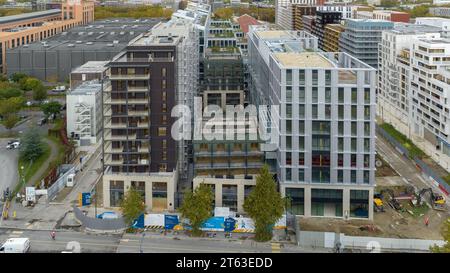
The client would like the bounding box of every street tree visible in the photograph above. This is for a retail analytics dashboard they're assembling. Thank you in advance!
[0,97,24,117]
[10,72,28,83]
[243,164,285,242]
[179,183,214,237]
[20,77,42,91]
[0,87,23,99]
[19,129,44,162]
[33,85,47,102]
[1,113,20,132]
[430,218,450,253]
[41,101,62,119]
[120,187,146,226]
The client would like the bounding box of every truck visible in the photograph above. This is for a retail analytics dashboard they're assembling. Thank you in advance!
[0,238,31,253]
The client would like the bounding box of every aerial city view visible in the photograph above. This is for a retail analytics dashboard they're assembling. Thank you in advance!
[0,0,449,257]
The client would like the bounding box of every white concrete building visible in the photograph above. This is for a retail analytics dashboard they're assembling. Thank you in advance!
[248,25,377,220]
[415,17,450,38]
[378,24,450,171]
[66,80,103,146]
[433,0,450,5]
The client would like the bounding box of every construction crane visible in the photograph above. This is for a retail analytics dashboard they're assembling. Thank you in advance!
[414,188,446,211]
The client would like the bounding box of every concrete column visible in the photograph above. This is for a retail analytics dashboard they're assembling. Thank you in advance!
[215,184,223,207]
[343,188,350,220]
[221,93,227,109]
[368,187,374,221]
[304,187,311,217]
[237,184,245,213]
[145,181,152,212]
[102,177,110,208]
[167,181,175,211]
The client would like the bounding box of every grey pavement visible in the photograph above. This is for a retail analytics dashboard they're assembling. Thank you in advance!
[0,139,19,200]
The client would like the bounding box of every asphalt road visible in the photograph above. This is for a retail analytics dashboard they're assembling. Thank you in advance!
[0,139,19,200]
[117,233,314,253]
[0,229,121,253]
[0,110,47,134]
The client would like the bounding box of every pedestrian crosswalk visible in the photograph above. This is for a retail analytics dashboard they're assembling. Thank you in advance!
[9,231,24,237]
[271,243,281,253]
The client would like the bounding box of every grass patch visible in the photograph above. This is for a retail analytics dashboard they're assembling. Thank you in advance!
[32,135,67,187]
[443,175,450,186]
[380,123,426,159]
[407,203,430,218]
[15,141,51,194]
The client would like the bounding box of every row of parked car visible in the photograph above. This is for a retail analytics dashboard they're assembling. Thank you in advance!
[6,139,20,149]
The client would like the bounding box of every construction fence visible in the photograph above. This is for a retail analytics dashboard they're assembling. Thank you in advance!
[376,125,450,195]
[297,230,444,252]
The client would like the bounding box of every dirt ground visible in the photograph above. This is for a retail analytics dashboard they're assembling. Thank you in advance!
[375,155,397,177]
[299,187,449,240]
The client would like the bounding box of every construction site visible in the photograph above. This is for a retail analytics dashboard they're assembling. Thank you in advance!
[299,154,449,240]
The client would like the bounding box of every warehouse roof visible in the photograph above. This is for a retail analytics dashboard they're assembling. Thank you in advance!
[8,18,158,52]
[0,9,61,25]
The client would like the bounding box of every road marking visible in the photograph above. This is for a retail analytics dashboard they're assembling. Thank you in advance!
[12,231,23,234]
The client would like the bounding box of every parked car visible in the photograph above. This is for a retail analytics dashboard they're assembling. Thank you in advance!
[51,85,66,93]
[6,140,20,149]
[0,238,30,253]
[37,118,47,126]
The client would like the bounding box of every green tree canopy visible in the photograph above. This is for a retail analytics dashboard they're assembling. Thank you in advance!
[179,183,214,236]
[33,86,47,102]
[120,187,146,226]
[19,129,44,162]
[41,101,62,118]
[1,113,20,131]
[0,87,23,100]
[10,72,28,83]
[0,96,24,116]
[20,77,43,91]
[243,165,285,242]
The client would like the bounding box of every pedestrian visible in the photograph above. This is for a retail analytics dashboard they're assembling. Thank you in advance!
[425,217,429,227]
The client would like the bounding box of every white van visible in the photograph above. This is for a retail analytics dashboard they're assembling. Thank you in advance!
[0,238,31,253]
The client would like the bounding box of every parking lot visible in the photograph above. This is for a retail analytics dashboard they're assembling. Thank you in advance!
[0,138,19,200]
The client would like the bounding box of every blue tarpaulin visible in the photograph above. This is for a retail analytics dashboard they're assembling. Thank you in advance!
[164,215,179,230]
[132,214,145,229]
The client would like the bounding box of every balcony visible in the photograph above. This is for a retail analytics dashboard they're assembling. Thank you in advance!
[110,73,150,80]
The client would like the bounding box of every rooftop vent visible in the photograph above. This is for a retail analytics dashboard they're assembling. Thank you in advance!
[67,44,75,47]
[113,40,119,44]
[119,32,125,35]
[86,42,93,45]
[76,41,82,44]
[107,44,114,47]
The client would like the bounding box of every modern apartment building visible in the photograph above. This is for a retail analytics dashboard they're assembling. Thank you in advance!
[311,11,342,50]
[102,20,199,211]
[339,19,394,69]
[0,0,94,74]
[429,7,450,18]
[292,5,317,30]
[70,61,109,90]
[248,25,377,219]
[379,28,450,171]
[378,24,440,140]
[323,23,344,52]
[302,15,316,34]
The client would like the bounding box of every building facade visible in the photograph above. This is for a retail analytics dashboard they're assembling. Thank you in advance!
[66,80,103,146]
[102,20,199,211]
[248,25,377,219]
[339,19,394,69]
[312,11,342,50]
[323,23,344,52]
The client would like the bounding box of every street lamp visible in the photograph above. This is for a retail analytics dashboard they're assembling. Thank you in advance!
[139,233,146,253]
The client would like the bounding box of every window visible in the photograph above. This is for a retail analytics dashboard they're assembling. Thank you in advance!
[286,188,304,215]
[364,88,370,103]
[286,104,292,118]
[299,121,304,134]
[286,152,292,165]
[351,106,357,119]
[337,170,343,183]
[286,120,292,134]
[162,67,166,77]
[286,86,292,102]
[286,69,292,85]
[162,139,167,149]
[299,87,305,102]
[162,79,166,89]
[162,151,167,160]
[158,127,167,136]
[338,87,344,103]
[312,70,318,85]
[299,105,305,118]
[325,87,331,103]
[351,88,357,103]
[110,180,124,207]
[299,70,305,85]
[159,163,167,172]
[299,137,304,150]
[286,136,292,149]
[312,105,318,119]
[325,70,331,85]
[285,168,292,181]
[312,87,318,103]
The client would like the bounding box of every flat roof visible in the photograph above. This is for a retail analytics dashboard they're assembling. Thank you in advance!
[0,9,61,25]
[69,81,102,95]
[273,52,334,68]
[256,30,293,39]
[71,61,109,74]
[390,23,441,34]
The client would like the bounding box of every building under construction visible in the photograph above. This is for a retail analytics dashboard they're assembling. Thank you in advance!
[6,18,160,82]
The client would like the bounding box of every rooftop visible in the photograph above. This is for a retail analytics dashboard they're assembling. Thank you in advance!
[8,18,156,51]
[71,61,109,74]
[236,14,261,34]
[69,81,102,95]
[391,23,441,34]
[255,30,294,39]
[273,52,334,68]
[0,9,61,25]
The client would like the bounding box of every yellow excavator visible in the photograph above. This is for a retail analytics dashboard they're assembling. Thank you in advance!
[374,193,385,212]
[414,188,446,211]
